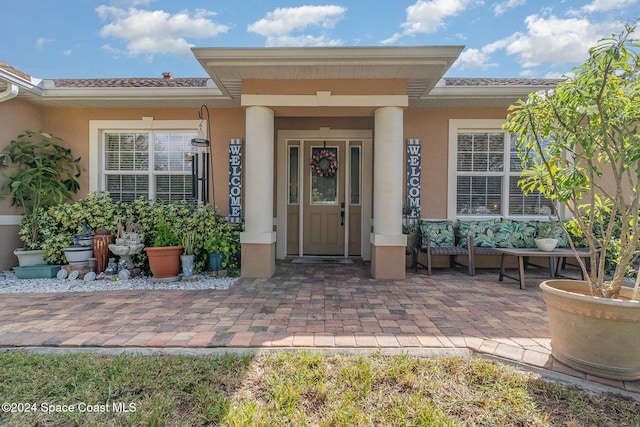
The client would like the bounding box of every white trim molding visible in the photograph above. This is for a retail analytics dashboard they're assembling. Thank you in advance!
[89,117,201,193]
[242,92,408,108]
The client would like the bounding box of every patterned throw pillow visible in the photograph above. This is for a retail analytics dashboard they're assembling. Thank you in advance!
[456,220,496,248]
[551,222,570,248]
[419,220,454,248]
[494,219,537,248]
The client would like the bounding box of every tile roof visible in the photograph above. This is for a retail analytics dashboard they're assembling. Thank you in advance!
[444,77,563,86]
[49,77,561,88]
[53,78,209,88]
[0,62,31,81]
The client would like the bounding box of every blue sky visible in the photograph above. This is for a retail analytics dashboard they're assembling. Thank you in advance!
[1,0,637,80]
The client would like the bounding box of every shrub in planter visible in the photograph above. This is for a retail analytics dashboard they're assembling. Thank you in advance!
[37,193,241,275]
[0,130,82,252]
[505,23,640,380]
[204,220,241,275]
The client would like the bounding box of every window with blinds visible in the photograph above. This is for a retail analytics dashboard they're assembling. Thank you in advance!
[104,131,195,202]
[455,131,552,217]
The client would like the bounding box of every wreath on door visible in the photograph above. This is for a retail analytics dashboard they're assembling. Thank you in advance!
[310,149,338,177]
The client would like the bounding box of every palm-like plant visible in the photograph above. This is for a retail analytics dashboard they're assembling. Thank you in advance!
[0,130,82,248]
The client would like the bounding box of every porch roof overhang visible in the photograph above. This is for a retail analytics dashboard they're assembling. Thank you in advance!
[0,46,562,109]
[191,46,464,106]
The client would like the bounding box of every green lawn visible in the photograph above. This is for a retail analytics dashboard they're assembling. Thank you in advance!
[0,351,638,426]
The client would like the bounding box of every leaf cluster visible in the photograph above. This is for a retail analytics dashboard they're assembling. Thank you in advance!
[26,192,242,275]
[505,22,640,298]
[0,130,82,247]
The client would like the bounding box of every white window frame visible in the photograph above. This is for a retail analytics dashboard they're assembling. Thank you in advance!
[90,117,201,200]
[447,119,554,221]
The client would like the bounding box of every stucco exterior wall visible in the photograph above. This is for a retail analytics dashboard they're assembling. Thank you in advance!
[404,107,508,219]
[37,107,245,210]
[0,104,245,270]
[0,97,548,273]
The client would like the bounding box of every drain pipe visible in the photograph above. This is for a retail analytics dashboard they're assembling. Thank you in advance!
[0,82,18,103]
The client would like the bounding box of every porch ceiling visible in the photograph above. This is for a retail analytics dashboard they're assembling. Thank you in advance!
[191,46,464,104]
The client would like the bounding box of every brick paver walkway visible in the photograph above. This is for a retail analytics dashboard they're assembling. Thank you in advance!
[0,260,638,395]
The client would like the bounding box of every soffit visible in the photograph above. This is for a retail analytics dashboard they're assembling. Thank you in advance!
[191,46,464,102]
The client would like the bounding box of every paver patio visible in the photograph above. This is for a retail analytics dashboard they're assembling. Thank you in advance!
[0,260,638,395]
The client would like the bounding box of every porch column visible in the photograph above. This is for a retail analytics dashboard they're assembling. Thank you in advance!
[240,106,276,278]
[371,106,407,279]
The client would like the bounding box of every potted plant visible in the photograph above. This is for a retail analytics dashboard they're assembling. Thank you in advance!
[204,224,239,275]
[143,217,183,281]
[0,130,81,267]
[505,24,640,380]
[204,233,227,274]
[534,215,558,252]
[180,230,196,277]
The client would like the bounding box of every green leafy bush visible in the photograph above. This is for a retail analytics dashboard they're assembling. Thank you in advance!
[0,130,82,248]
[204,220,241,273]
[27,192,242,275]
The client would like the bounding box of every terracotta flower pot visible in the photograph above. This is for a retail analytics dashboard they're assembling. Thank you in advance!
[144,246,184,279]
[540,279,640,381]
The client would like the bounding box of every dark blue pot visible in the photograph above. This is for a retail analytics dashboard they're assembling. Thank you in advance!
[209,252,226,271]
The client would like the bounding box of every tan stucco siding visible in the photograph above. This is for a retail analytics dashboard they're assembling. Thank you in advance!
[36,107,245,214]
[404,107,508,219]
[0,99,43,213]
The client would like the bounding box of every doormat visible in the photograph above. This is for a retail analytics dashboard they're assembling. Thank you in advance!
[291,258,354,264]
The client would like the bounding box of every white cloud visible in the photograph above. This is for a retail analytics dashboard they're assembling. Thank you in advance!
[36,37,54,49]
[582,0,638,13]
[248,5,346,47]
[503,14,613,68]
[96,5,229,58]
[458,14,619,74]
[382,0,480,44]
[453,38,509,70]
[493,0,526,16]
[62,49,72,56]
[456,48,492,69]
[101,44,122,59]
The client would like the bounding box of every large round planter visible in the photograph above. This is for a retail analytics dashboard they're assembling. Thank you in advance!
[540,279,640,381]
[13,248,46,266]
[144,246,183,279]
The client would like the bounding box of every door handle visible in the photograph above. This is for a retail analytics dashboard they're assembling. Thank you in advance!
[340,210,345,226]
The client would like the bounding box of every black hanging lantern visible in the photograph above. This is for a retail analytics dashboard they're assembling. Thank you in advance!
[190,105,212,204]
[191,105,211,147]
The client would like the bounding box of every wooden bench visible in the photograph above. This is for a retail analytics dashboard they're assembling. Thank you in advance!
[416,218,562,276]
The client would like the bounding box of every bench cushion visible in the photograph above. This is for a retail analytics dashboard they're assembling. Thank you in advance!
[547,222,570,248]
[457,219,496,248]
[495,219,537,248]
[420,220,454,248]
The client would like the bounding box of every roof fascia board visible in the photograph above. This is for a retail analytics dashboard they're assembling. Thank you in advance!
[242,93,408,108]
[0,69,42,96]
[192,46,464,62]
